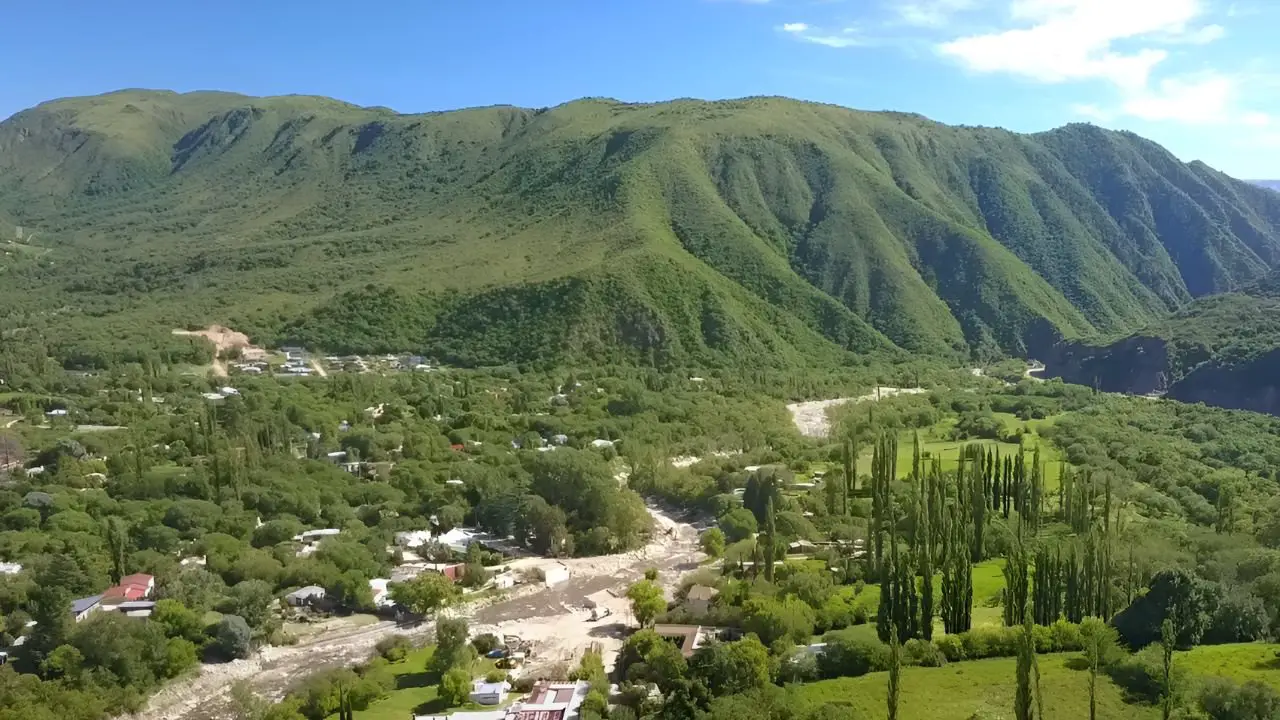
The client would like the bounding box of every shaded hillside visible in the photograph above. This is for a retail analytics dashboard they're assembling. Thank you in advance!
[4,90,1280,366]
[1043,270,1280,414]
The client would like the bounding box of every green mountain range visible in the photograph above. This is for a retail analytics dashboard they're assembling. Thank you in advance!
[4,89,1280,368]
[1042,268,1280,414]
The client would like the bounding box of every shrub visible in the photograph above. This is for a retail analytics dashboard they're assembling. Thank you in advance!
[471,633,502,655]
[485,670,509,684]
[1048,619,1082,652]
[1199,677,1280,720]
[934,634,966,662]
[817,630,889,679]
[1108,645,1190,704]
[904,638,945,667]
[376,634,414,662]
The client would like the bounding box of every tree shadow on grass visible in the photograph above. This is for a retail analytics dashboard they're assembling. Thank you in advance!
[1063,657,1090,672]
[414,697,450,715]
[397,670,441,691]
[1252,657,1280,671]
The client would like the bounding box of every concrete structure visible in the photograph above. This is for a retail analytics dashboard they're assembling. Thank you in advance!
[70,595,103,623]
[492,572,515,590]
[541,562,570,587]
[395,530,433,548]
[285,586,327,607]
[513,681,590,720]
[684,585,719,614]
[369,578,394,608]
[653,624,706,658]
[470,679,511,706]
[294,528,341,543]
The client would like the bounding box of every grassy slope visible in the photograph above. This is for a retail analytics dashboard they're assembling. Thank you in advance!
[1177,643,1280,690]
[4,91,1280,364]
[793,653,1160,720]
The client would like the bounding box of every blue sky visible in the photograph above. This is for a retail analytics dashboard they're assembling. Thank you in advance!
[4,0,1280,177]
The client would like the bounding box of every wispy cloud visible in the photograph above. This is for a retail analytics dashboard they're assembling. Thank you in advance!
[778,22,867,48]
[931,0,1271,128]
[893,0,980,28]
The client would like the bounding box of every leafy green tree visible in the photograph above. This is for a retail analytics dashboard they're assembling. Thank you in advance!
[689,636,771,697]
[1080,618,1119,720]
[1161,619,1176,720]
[216,615,253,659]
[718,508,758,544]
[618,628,688,691]
[152,599,207,645]
[1113,568,1215,649]
[700,528,726,558]
[742,596,815,648]
[888,623,901,720]
[440,667,472,707]
[431,617,476,673]
[389,572,460,616]
[223,579,278,635]
[626,579,665,628]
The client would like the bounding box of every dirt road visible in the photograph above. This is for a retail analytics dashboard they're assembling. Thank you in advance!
[172,326,267,379]
[786,386,928,438]
[129,505,704,720]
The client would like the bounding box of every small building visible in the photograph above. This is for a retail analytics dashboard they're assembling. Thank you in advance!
[684,585,719,614]
[218,387,240,396]
[46,408,69,417]
[201,392,225,401]
[541,563,571,588]
[114,600,157,618]
[369,578,394,608]
[590,439,615,449]
[469,679,511,706]
[492,573,515,590]
[551,434,569,446]
[437,527,481,553]
[514,680,591,720]
[653,624,705,658]
[286,586,327,607]
[395,530,433,549]
[326,450,348,463]
[294,528,341,543]
[119,573,156,598]
[70,595,103,623]
[0,562,21,576]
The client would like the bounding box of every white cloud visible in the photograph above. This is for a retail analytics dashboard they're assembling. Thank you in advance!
[778,23,866,48]
[938,0,1217,90]
[894,0,980,27]
[1121,73,1236,124]
[1176,23,1226,44]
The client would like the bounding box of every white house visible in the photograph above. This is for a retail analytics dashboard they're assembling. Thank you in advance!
[395,530,433,549]
[437,527,481,553]
[293,528,341,543]
[369,578,394,608]
[45,409,68,417]
[0,562,22,575]
[541,562,571,588]
[590,439,615,448]
[469,680,511,706]
[218,387,240,396]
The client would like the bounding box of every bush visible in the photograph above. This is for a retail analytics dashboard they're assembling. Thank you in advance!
[472,633,502,655]
[957,626,1020,660]
[904,638,945,667]
[817,630,889,679]
[485,670,509,684]
[1108,645,1190,704]
[1048,619,1082,652]
[376,634,414,662]
[214,614,252,660]
[934,634,966,662]
[1199,677,1280,720]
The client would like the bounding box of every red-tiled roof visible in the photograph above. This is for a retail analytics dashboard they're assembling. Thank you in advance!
[513,710,565,720]
[119,573,154,586]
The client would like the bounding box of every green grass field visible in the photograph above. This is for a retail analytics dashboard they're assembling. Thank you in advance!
[836,558,1006,636]
[791,653,1160,720]
[854,414,1067,491]
[1176,643,1280,690]
[351,647,499,720]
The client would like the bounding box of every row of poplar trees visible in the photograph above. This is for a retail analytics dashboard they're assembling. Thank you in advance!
[866,431,1124,645]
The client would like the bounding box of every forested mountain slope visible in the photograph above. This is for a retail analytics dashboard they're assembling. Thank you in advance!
[1043,268,1280,414]
[4,90,1280,367]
